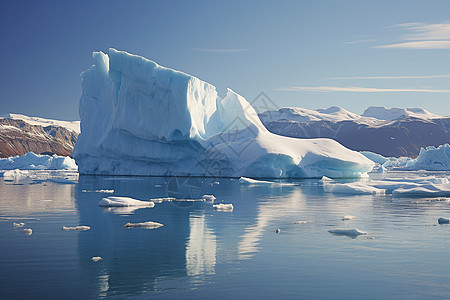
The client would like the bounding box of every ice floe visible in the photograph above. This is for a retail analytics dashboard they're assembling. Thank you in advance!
[99,197,155,207]
[82,189,114,193]
[294,220,312,224]
[342,215,356,221]
[202,195,216,201]
[213,203,234,211]
[123,221,164,229]
[62,226,91,231]
[13,222,25,228]
[322,175,450,198]
[23,228,32,235]
[328,228,367,237]
[92,256,103,262]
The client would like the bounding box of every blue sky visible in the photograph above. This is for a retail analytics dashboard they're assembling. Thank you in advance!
[1,0,450,120]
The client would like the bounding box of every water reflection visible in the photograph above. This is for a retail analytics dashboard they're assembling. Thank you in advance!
[186,214,216,276]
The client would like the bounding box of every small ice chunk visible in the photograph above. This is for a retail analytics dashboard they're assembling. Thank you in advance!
[342,215,356,221]
[23,228,32,235]
[92,256,103,262]
[438,217,450,224]
[323,182,385,195]
[149,197,176,203]
[154,184,162,187]
[294,220,311,224]
[320,176,334,182]
[202,195,216,201]
[328,228,367,237]
[13,222,25,228]
[99,196,155,207]
[62,225,91,231]
[275,229,280,233]
[123,221,164,229]
[239,177,274,185]
[213,203,234,211]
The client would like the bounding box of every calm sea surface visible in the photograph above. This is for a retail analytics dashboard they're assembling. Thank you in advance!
[1,172,450,299]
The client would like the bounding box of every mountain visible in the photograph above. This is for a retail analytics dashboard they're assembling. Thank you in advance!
[72,49,373,178]
[0,115,79,158]
[260,107,450,157]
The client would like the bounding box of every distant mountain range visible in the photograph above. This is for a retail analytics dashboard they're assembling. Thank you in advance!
[0,114,79,158]
[260,106,450,157]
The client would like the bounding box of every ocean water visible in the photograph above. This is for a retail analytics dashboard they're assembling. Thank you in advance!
[1,172,450,299]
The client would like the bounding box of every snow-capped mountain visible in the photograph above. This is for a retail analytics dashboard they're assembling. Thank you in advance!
[0,115,79,158]
[361,106,442,121]
[260,106,450,157]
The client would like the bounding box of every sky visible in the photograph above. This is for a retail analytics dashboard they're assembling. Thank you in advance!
[1,0,450,120]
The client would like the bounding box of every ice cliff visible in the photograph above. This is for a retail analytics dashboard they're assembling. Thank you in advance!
[72,49,373,178]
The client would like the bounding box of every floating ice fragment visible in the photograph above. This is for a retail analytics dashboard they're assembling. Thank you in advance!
[239,177,274,185]
[149,197,176,203]
[13,222,25,228]
[99,197,155,207]
[23,228,32,235]
[83,189,114,193]
[123,221,164,229]
[275,229,280,233]
[213,203,234,211]
[328,228,367,237]
[294,220,311,224]
[320,176,334,182]
[92,256,103,262]
[202,195,216,201]
[342,215,356,221]
[62,225,91,231]
[323,182,385,195]
[438,217,450,224]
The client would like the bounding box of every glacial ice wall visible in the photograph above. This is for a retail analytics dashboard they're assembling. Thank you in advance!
[72,49,374,178]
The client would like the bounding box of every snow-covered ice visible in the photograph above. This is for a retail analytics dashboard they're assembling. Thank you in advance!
[92,256,103,262]
[361,106,440,121]
[123,221,164,229]
[202,195,216,201]
[62,226,90,231]
[72,49,374,178]
[328,228,367,237]
[323,181,386,195]
[99,197,155,207]
[404,144,450,171]
[213,203,234,211]
[2,113,80,134]
[0,152,77,170]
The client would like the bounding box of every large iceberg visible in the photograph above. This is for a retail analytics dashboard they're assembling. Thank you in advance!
[72,49,373,178]
[0,152,77,170]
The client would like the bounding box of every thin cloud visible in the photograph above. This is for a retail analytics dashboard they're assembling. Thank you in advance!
[279,86,450,93]
[377,22,450,49]
[193,48,251,53]
[330,75,450,80]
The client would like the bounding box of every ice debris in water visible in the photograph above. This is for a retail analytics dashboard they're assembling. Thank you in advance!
[13,222,25,228]
[99,197,155,207]
[328,228,367,237]
[294,221,311,224]
[342,215,356,221]
[82,189,114,193]
[213,203,234,211]
[62,226,91,231]
[202,195,216,201]
[23,228,32,236]
[92,256,103,262]
[123,221,164,229]
[438,217,450,224]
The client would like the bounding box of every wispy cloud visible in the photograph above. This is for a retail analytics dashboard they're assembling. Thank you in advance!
[377,22,450,49]
[279,86,450,93]
[330,75,450,80]
[192,48,251,53]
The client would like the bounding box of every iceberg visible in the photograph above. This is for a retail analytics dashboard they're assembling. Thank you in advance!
[72,49,374,178]
[405,144,450,171]
[0,152,77,170]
